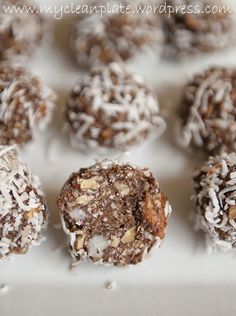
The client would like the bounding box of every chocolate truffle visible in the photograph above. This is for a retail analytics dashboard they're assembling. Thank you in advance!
[179,66,236,155]
[0,0,47,60]
[58,159,171,266]
[70,2,163,68]
[0,146,48,260]
[0,62,56,146]
[65,62,166,151]
[194,153,236,253]
[161,0,235,58]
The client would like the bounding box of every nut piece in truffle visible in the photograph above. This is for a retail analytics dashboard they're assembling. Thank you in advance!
[0,62,56,146]
[178,66,236,155]
[70,1,163,68]
[0,0,48,61]
[65,62,166,151]
[193,153,236,253]
[161,0,236,58]
[58,159,172,266]
[0,146,48,260]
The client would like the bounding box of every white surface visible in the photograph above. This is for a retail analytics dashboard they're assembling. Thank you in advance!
[1,1,236,315]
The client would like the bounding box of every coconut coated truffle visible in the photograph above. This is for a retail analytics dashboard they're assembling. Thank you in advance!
[0,0,47,61]
[179,66,236,155]
[70,2,163,68]
[0,146,48,260]
[58,159,172,266]
[194,153,236,253]
[65,62,166,151]
[161,0,235,58]
[0,62,56,146]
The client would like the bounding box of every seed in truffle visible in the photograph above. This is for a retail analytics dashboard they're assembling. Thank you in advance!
[193,152,236,253]
[0,145,48,260]
[57,159,172,266]
[65,62,166,151]
[0,0,47,61]
[179,66,236,155]
[161,0,236,58]
[0,62,56,146]
[70,2,163,68]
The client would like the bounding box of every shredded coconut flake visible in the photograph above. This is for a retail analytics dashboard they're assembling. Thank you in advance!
[194,153,236,253]
[0,146,48,259]
[66,62,166,151]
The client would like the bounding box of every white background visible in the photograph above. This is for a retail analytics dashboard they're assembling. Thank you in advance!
[1,1,236,315]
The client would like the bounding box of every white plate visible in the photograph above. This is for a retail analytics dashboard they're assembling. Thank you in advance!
[1,1,236,315]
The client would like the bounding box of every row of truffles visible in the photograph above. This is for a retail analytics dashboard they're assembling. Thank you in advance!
[0,61,165,150]
[0,146,48,259]
[70,0,235,68]
[57,159,172,266]
[0,0,47,61]
[0,62,56,146]
[0,145,172,266]
[2,147,236,260]
[0,0,235,65]
[178,66,236,252]
[3,144,236,259]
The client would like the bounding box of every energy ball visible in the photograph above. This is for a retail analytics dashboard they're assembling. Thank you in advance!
[66,62,166,151]
[58,160,171,266]
[0,62,56,146]
[70,2,163,68]
[0,0,46,60]
[179,67,236,155]
[0,146,48,260]
[161,0,236,58]
[194,153,236,253]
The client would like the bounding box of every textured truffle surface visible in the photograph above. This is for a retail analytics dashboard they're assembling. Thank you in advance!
[70,2,163,68]
[179,67,236,155]
[58,160,171,266]
[194,153,236,253]
[66,62,166,151]
[161,0,235,58]
[0,146,48,260]
[0,0,46,60]
[0,62,56,146]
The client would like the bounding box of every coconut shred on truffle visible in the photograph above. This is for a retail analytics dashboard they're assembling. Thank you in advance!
[58,160,171,266]
[65,62,166,151]
[0,62,56,146]
[0,146,48,260]
[70,1,163,68]
[161,0,236,58]
[0,0,47,61]
[179,66,236,155]
[193,153,236,253]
